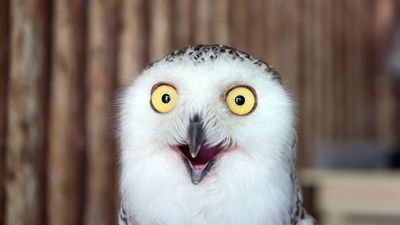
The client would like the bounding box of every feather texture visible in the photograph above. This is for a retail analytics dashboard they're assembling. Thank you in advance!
[118,45,316,225]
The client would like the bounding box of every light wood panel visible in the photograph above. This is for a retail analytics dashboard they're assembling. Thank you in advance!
[5,0,50,224]
[118,0,148,86]
[84,0,119,224]
[47,0,87,225]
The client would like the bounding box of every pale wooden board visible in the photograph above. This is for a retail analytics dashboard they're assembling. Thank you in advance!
[301,169,400,225]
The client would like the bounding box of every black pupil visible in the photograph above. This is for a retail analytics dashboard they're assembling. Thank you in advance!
[235,95,245,106]
[161,94,171,103]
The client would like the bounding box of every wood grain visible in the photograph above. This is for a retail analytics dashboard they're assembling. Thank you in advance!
[118,0,148,87]
[173,0,194,48]
[47,0,87,225]
[149,0,172,61]
[84,0,119,224]
[212,0,230,45]
[6,0,50,224]
[0,0,9,223]
[231,0,248,51]
[194,0,212,44]
[248,0,264,59]
[1,1,398,224]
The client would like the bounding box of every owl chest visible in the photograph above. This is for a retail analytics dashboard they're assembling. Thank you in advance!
[141,182,290,225]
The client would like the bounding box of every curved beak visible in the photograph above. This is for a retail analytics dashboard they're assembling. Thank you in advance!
[179,114,221,184]
[188,114,204,158]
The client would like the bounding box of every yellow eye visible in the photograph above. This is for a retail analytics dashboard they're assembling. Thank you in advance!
[226,86,257,116]
[150,84,178,113]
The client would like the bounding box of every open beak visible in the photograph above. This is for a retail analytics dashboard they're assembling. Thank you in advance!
[177,114,225,185]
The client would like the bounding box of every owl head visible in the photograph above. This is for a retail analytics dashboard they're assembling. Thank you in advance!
[119,45,295,186]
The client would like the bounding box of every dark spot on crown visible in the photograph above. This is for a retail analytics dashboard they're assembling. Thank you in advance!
[145,45,282,84]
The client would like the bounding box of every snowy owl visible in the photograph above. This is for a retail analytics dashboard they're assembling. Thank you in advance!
[118,45,316,225]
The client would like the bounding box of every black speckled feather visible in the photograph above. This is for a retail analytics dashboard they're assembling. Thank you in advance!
[146,45,281,83]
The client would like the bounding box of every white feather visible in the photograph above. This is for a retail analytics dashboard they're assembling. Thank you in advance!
[118,46,313,225]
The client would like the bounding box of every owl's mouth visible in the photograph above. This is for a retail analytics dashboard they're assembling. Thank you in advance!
[174,114,227,184]
[178,143,223,184]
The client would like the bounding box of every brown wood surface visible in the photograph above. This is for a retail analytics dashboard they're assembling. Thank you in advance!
[194,0,212,44]
[212,0,230,45]
[321,0,334,140]
[173,0,194,48]
[299,0,311,160]
[0,0,10,223]
[47,0,87,225]
[248,0,264,59]
[281,0,301,108]
[149,0,172,61]
[6,0,51,225]
[231,0,248,51]
[84,0,119,225]
[264,0,283,67]
[1,1,398,224]
[374,0,397,143]
[118,0,148,87]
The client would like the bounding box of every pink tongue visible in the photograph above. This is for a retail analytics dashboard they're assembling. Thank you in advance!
[179,144,221,165]
[193,164,206,171]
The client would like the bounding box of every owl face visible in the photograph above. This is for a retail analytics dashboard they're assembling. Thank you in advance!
[120,45,294,185]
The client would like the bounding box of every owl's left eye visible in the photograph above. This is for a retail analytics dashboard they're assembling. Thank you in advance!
[225,86,257,116]
[150,83,177,113]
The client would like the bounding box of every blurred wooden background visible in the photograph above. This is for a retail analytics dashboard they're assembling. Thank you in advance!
[0,0,399,225]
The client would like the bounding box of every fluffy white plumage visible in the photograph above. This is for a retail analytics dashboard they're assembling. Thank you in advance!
[118,45,315,225]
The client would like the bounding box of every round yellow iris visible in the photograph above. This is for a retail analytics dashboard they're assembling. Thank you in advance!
[226,86,256,116]
[150,84,177,113]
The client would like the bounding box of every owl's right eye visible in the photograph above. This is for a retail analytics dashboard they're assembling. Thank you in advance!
[150,83,178,113]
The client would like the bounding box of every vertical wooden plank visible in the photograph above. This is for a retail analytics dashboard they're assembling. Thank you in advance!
[343,0,357,138]
[212,0,230,45]
[281,0,301,99]
[278,0,306,166]
[338,0,348,140]
[231,0,248,51]
[331,0,345,139]
[173,0,194,48]
[0,0,10,223]
[149,0,173,61]
[294,0,307,166]
[312,0,324,143]
[394,2,400,145]
[321,0,334,142]
[194,0,211,44]
[84,0,119,225]
[309,0,319,162]
[247,0,264,59]
[374,0,396,143]
[119,0,147,86]
[6,0,51,224]
[299,0,322,161]
[48,0,87,225]
[362,0,377,138]
[264,0,284,66]
[352,0,367,138]
[299,0,314,165]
